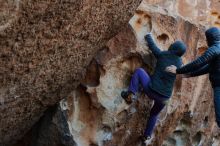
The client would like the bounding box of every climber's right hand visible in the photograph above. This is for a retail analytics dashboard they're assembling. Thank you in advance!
[165,65,177,74]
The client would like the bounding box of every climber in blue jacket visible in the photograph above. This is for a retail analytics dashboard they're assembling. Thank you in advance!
[166,27,220,127]
[121,33,186,144]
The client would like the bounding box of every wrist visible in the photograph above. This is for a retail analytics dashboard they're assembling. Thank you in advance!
[176,68,180,74]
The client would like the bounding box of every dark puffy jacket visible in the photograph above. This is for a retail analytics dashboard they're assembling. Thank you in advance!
[145,34,186,97]
[176,27,220,87]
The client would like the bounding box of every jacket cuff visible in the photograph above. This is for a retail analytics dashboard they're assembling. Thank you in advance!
[146,33,152,36]
[176,68,181,74]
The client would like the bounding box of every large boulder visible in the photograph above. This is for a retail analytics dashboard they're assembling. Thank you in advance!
[50,1,220,146]
[0,0,142,144]
[25,5,220,146]
[2,0,220,146]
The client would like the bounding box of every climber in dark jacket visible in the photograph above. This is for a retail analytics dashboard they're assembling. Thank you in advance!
[121,33,186,143]
[166,27,220,127]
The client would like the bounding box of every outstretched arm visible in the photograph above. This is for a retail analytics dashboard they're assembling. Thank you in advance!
[189,64,210,77]
[144,34,161,58]
[176,47,218,74]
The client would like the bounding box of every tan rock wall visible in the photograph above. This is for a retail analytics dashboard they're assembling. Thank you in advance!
[61,5,219,145]
[144,0,220,27]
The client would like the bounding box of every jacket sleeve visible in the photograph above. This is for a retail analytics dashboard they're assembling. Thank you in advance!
[145,33,161,58]
[189,64,210,77]
[176,47,218,74]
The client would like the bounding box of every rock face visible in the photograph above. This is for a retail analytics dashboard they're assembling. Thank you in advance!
[2,0,220,146]
[54,1,219,146]
[0,0,142,145]
[58,11,217,146]
[23,2,220,146]
[144,0,220,27]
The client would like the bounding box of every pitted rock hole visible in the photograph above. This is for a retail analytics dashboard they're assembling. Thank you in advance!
[130,10,152,43]
[89,144,98,146]
[204,116,209,126]
[157,33,169,44]
[163,130,190,146]
[192,132,202,146]
[214,21,220,27]
[135,10,144,15]
[211,11,218,16]
[198,46,208,55]
[81,59,101,87]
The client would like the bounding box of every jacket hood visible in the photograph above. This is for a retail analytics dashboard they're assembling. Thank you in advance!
[205,27,220,46]
[168,41,186,57]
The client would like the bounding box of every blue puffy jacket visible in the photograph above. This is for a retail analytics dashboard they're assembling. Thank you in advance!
[145,34,186,97]
[177,27,220,87]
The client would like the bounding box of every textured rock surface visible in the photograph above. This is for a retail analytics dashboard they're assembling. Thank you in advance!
[15,105,76,146]
[2,0,220,146]
[29,5,219,146]
[0,0,142,145]
[54,1,220,146]
[144,0,220,27]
